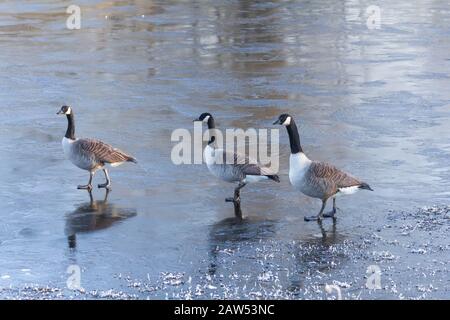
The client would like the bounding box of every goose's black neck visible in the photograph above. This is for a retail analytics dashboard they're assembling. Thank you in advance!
[206,116,215,130]
[65,113,75,140]
[286,120,303,154]
[207,116,216,145]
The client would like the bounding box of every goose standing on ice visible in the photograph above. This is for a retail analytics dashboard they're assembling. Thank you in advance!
[194,113,280,216]
[273,114,373,221]
[57,105,137,191]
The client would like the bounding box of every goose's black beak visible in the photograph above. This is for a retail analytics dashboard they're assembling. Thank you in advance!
[273,119,281,125]
[57,110,63,115]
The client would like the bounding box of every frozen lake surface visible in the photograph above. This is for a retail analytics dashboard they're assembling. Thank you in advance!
[0,0,449,299]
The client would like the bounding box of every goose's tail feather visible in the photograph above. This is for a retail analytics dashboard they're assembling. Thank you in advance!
[359,182,373,191]
[267,175,280,183]
[127,157,138,164]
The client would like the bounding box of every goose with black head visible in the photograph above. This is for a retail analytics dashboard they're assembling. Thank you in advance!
[194,112,280,216]
[274,114,373,221]
[57,105,137,191]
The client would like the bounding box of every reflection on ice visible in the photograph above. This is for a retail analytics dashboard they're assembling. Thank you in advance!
[65,191,137,249]
[208,216,276,275]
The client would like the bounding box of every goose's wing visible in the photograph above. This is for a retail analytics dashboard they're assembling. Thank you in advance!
[75,138,135,164]
[310,161,361,188]
[219,149,275,176]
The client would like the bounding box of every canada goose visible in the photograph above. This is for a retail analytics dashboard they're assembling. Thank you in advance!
[194,113,280,215]
[57,105,137,191]
[273,114,373,221]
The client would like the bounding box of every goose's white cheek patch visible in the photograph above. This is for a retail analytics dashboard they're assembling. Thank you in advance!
[282,116,291,126]
[203,115,210,122]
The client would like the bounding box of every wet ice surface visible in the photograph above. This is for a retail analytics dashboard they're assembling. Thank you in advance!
[0,0,449,299]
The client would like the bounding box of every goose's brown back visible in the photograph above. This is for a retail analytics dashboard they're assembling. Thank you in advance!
[304,161,362,198]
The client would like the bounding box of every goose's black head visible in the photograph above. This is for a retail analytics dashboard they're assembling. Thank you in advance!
[193,112,215,129]
[58,105,75,139]
[57,105,72,116]
[274,113,302,153]
[273,113,293,126]
[193,112,212,122]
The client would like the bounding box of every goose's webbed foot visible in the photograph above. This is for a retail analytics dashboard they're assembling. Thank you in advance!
[304,199,327,222]
[226,184,243,204]
[304,215,322,222]
[98,183,111,190]
[79,172,94,192]
[98,169,111,190]
[225,197,241,204]
[77,184,93,191]
[323,198,337,218]
[322,208,336,218]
